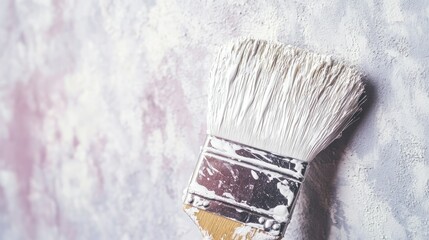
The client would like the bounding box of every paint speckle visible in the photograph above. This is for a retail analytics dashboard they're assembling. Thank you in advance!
[251,170,259,180]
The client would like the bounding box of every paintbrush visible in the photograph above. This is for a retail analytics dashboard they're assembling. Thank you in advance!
[183,39,365,240]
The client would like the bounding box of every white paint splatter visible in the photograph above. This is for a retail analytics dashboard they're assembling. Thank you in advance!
[251,170,259,180]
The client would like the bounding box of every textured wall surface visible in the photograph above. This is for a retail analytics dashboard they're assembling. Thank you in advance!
[0,0,428,239]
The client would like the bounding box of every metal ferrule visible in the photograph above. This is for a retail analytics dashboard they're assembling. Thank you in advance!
[183,135,309,237]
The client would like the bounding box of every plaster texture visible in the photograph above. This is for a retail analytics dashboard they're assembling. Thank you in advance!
[0,0,428,239]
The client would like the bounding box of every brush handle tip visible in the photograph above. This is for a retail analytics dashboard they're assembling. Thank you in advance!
[183,204,280,240]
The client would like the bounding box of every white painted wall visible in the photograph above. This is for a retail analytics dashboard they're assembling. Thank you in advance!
[0,0,428,239]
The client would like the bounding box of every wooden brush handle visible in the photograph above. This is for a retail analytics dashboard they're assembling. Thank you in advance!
[184,205,280,240]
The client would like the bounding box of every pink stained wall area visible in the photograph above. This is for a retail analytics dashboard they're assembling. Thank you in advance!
[1,0,429,240]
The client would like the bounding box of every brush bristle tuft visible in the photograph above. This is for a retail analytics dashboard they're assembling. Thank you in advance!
[207,39,365,161]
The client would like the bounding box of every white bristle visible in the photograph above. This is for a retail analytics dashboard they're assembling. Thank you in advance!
[207,39,365,162]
